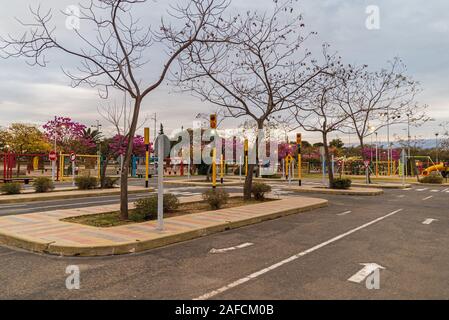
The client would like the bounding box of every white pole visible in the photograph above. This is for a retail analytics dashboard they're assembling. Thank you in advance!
[72,159,75,187]
[239,155,242,182]
[157,137,164,231]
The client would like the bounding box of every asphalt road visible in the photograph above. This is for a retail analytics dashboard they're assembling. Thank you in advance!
[0,184,448,299]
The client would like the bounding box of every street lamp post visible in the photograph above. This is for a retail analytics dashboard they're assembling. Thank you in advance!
[435,133,440,164]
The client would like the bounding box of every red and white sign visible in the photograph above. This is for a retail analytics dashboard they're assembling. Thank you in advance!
[364,160,371,168]
[49,151,57,162]
[70,152,76,162]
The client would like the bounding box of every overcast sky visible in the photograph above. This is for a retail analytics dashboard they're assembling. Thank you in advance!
[0,0,448,144]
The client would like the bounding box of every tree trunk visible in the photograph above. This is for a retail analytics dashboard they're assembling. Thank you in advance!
[323,133,334,187]
[359,138,371,183]
[243,121,264,200]
[100,157,108,188]
[120,98,142,220]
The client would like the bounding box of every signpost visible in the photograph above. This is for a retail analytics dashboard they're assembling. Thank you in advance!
[49,151,57,181]
[155,133,170,231]
[364,160,370,184]
[70,152,76,187]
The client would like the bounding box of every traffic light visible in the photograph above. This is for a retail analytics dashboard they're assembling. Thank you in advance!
[144,127,150,145]
[296,133,302,153]
[210,114,217,129]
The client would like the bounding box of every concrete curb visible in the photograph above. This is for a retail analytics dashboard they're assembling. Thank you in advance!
[0,197,327,257]
[0,188,153,204]
[352,183,411,189]
[284,186,384,196]
[164,179,243,187]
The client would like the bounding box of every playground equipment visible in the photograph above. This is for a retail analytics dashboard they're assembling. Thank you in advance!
[422,163,449,178]
[2,152,49,183]
[58,153,100,181]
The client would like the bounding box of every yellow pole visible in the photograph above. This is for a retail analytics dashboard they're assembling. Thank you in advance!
[144,127,150,188]
[220,153,224,184]
[212,148,217,189]
[285,157,289,180]
[97,155,101,180]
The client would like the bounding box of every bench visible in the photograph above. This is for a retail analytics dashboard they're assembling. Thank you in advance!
[1,178,33,185]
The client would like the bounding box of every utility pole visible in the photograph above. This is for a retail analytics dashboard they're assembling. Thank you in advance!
[435,133,440,164]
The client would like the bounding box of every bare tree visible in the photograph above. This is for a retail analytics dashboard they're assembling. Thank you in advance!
[290,69,349,187]
[0,0,229,219]
[338,58,427,156]
[175,0,336,199]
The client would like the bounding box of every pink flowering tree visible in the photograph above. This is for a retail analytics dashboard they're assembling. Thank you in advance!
[109,135,150,158]
[43,116,95,154]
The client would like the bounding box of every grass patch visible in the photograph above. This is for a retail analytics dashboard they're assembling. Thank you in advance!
[62,197,277,228]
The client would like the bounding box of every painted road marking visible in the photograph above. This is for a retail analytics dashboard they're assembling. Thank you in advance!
[416,188,428,192]
[430,190,441,193]
[210,243,254,254]
[397,195,405,198]
[422,196,434,201]
[442,188,449,192]
[348,263,385,284]
[195,209,404,300]
[337,211,352,216]
[422,219,438,225]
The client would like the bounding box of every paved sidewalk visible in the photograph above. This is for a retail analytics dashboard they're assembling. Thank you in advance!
[0,186,153,204]
[0,195,327,257]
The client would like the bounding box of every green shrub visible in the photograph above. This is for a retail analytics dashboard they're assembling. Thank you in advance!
[102,177,119,189]
[33,177,55,193]
[202,189,229,210]
[331,178,352,190]
[134,194,180,219]
[420,172,444,184]
[74,176,98,190]
[251,182,272,200]
[0,183,22,195]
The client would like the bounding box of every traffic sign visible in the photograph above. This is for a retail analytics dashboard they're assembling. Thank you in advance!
[70,152,76,162]
[154,135,171,158]
[364,160,370,168]
[49,151,57,162]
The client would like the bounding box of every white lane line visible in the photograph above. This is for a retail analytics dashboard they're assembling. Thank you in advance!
[422,218,438,225]
[0,204,26,209]
[337,211,352,216]
[430,190,441,193]
[416,188,428,192]
[397,195,405,198]
[348,263,385,284]
[442,188,449,193]
[210,243,254,254]
[194,209,404,300]
[422,196,434,201]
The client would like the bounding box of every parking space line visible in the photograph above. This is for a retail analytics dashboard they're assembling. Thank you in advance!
[422,196,433,201]
[337,211,352,216]
[195,209,403,300]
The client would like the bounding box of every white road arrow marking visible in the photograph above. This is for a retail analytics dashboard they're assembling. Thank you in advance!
[209,243,254,254]
[422,196,433,201]
[422,219,438,225]
[337,211,352,216]
[348,263,385,284]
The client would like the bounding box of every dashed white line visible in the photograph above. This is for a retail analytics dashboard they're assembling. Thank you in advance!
[337,211,352,216]
[194,209,404,300]
[422,196,434,201]
[416,188,429,192]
